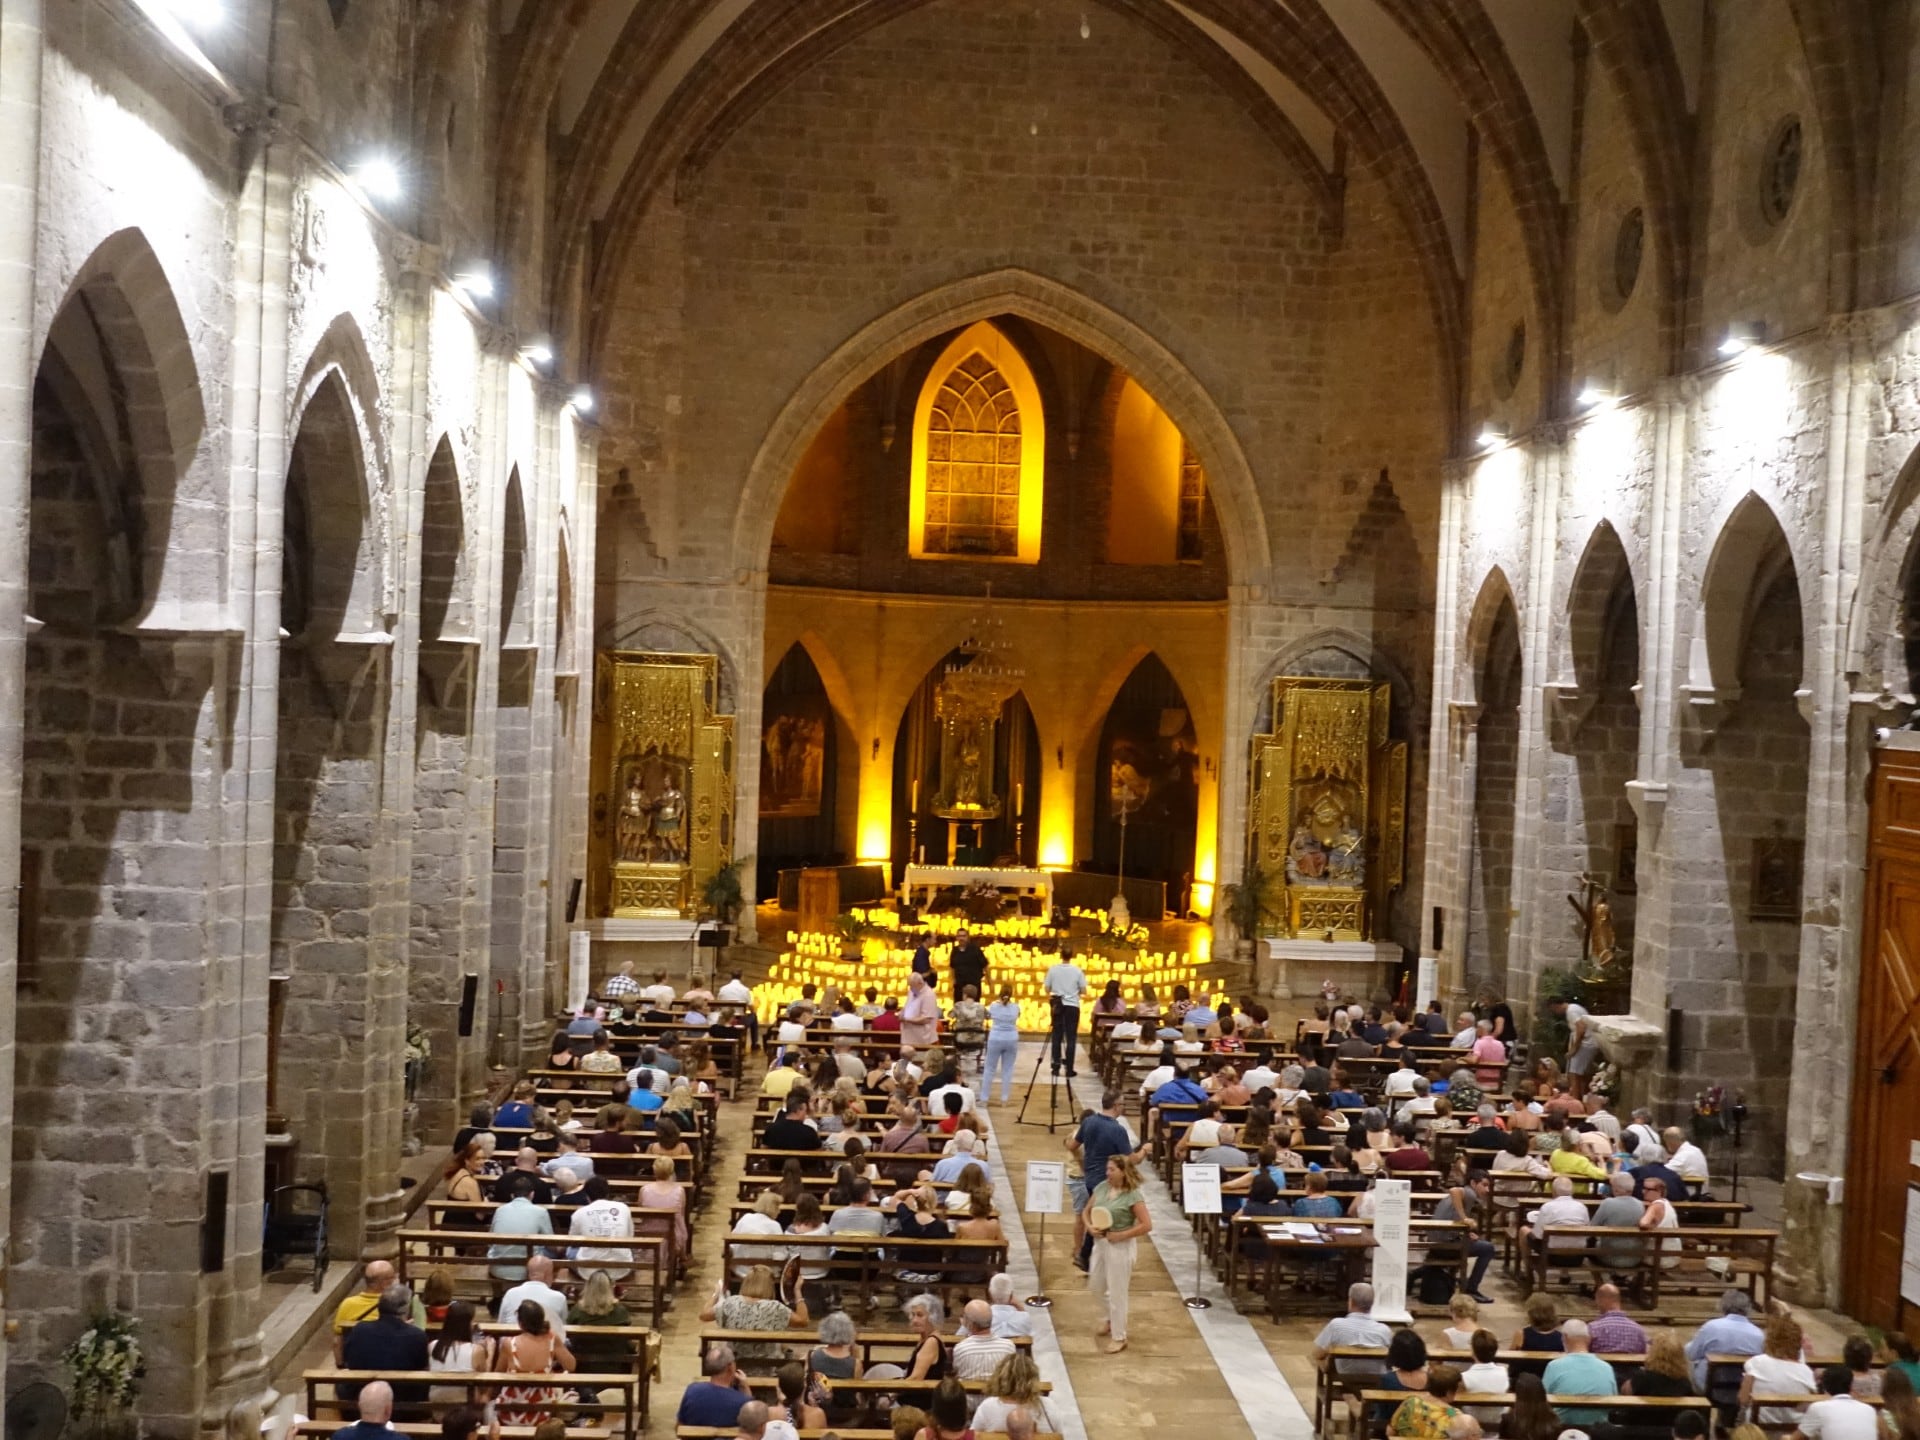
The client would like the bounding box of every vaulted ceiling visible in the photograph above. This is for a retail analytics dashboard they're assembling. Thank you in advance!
[491,0,1866,405]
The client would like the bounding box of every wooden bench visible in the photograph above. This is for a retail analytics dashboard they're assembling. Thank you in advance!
[1316,1348,1655,1434]
[303,1369,644,1440]
[423,1200,689,1277]
[1523,1225,1779,1306]
[1355,1389,1712,1439]
[394,1228,673,1328]
[295,1425,609,1439]
[717,1233,1007,1316]
[695,1327,1033,1368]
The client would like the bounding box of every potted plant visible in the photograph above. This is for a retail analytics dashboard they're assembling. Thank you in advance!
[700,855,750,942]
[64,1310,143,1440]
[831,911,872,960]
[1218,856,1282,960]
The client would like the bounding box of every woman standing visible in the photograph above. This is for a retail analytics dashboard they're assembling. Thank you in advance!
[984,985,1022,1106]
[1084,1153,1152,1354]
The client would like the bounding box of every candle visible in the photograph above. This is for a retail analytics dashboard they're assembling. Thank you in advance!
[911,778,920,810]
[1016,781,1024,813]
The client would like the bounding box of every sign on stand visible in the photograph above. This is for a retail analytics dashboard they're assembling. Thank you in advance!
[568,931,592,1014]
[1181,1164,1222,1309]
[1369,1177,1413,1322]
[1023,1161,1066,1310]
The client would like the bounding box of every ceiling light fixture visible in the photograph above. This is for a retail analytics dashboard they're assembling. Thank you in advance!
[451,264,493,301]
[1719,320,1767,357]
[352,155,403,205]
[570,386,594,415]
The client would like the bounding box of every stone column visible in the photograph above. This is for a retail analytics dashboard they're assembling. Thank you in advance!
[0,0,44,1412]
[1780,312,1880,1303]
[1505,435,1566,1004]
[1419,462,1467,1001]
[200,92,297,1440]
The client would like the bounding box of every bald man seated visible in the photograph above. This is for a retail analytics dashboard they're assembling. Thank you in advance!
[331,1262,424,1359]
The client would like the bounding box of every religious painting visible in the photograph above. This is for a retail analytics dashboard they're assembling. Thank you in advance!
[760,694,828,817]
[1614,821,1638,894]
[1105,705,1198,828]
[1750,834,1803,922]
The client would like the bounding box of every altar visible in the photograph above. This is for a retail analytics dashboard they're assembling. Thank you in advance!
[1263,937,1403,1000]
[902,864,1053,911]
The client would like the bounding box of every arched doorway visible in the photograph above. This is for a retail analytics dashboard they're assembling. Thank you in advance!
[1091,653,1199,915]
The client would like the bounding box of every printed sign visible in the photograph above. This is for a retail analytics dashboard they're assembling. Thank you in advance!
[1182,1164,1223,1215]
[1369,1177,1414,1322]
[1024,1161,1066,1215]
[568,931,591,1013]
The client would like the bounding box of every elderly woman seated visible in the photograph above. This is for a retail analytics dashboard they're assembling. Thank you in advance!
[864,1294,949,1382]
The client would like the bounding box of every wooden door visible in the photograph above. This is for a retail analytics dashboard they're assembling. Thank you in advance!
[1844,741,1920,1328]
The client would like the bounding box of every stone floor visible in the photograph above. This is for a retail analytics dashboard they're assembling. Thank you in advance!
[269,1030,1865,1440]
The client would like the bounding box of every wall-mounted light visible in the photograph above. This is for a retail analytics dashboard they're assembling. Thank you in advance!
[1719,320,1768,357]
[450,264,493,301]
[1576,366,1618,410]
[570,386,595,415]
[129,0,226,82]
[352,154,403,205]
[1475,420,1510,451]
[520,337,554,370]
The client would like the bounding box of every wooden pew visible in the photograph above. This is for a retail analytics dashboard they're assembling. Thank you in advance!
[1523,1225,1779,1306]
[424,1199,689,1279]
[1356,1390,1711,1439]
[717,1233,1007,1317]
[304,1369,644,1440]
[694,1327,1032,1369]
[393,1228,673,1328]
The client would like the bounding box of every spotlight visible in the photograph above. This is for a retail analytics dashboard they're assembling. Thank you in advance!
[451,264,493,301]
[1719,320,1767,357]
[570,385,594,414]
[1577,378,1617,410]
[1475,420,1509,450]
[520,339,554,369]
[352,155,403,204]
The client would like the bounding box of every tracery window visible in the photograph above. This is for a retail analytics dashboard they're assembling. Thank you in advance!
[910,321,1044,563]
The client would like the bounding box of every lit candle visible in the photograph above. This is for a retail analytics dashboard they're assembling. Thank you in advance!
[911,778,920,810]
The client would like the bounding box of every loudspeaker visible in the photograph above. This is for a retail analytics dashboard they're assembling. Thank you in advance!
[1431,906,1445,951]
[201,1169,230,1273]
[1666,1006,1684,1071]
[566,879,583,923]
[458,973,479,1037]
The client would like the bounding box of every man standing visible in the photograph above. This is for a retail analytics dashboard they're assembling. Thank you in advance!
[1044,947,1089,1077]
[1068,1089,1141,1265]
[949,930,988,1000]
[901,971,941,1049]
[910,933,935,986]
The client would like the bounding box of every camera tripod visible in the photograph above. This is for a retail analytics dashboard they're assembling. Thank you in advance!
[1014,1040,1066,1132]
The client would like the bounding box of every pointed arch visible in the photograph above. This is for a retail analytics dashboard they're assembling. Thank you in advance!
[1694,492,1806,699]
[909,320,1045,562]
[419,436,468,643]
[499,467,530,648]
[1461,566,1520,707]
[735,267,1270,585]
[290,313,391,628]
[1561,520,1638,692]
[35,227,211,622]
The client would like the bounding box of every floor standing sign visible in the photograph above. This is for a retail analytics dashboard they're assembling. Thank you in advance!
[1181,1163,1222,1310]
[1370,1177,1414,1322]
[1025,1160,1065,1309]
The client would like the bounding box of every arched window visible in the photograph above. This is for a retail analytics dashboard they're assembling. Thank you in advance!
[910,321,1044,562]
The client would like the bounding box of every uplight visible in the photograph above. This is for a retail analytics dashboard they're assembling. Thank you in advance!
[353,155,403,204]
[1476,421,1510,450]
[570,386,595,414]
[451,265,493,301]
[1719,320,1767,357]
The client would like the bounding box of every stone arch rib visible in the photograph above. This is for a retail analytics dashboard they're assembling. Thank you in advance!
[730,267,1271,588]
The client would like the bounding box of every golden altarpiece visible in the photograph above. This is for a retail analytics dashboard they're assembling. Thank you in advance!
[1249,677,1407,940]
[590,652,735,918]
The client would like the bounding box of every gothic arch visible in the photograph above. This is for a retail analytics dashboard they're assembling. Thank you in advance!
[35,228,209,622]
[732,267,1271,585]
[1460,566,1520,708]
[598,611,740,714]
[1693,492,1809,701]
[418,436,468,643]
[1559,520,1638,691]
[1255,627,1420,729]
[1847,444,1920,700]
[289,314,392,629]
[499,467,530,648]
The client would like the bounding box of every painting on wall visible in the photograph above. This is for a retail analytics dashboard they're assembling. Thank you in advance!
[1750,833,1803,922]
[761,695,829,817]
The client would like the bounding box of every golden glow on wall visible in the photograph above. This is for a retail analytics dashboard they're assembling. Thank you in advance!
[909,321,1044,563]
[1106,378,1184,564]
[855,750,893,863]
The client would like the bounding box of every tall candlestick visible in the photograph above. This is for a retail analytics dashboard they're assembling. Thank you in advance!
[911,778,920,810]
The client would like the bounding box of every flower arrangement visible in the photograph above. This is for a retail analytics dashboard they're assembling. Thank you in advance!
[1589,1060,1621,1103]
[63,1310,144,1418]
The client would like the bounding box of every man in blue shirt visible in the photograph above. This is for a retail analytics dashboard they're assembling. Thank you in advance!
[1069,1090,1142,1269]
[1044,947,1089,1076]
[1152,1066,1210,1109]
[1543,1319,1618,1425]
[930,1131,989,1185]
[676,1345,754,1428]
[1685,1289,1765,1390]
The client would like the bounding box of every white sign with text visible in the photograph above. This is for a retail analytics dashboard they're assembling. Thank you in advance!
[1182,1164,1223,1215]
[1369,1177,1414,1322]
[1024,1161,1066,1215]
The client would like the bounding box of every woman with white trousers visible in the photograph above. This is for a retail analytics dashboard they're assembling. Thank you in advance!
[1084,1152,1152,1353]
[983,984,1022,1104]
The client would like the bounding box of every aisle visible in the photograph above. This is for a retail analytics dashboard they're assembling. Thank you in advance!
[982,1042,1270,1440]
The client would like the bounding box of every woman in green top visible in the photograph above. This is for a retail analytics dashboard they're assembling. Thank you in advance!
[565,1270,633,1379]
[1083,1152,1153,1354]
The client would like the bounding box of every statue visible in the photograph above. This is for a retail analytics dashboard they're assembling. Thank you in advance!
[1287,822,1328,882]
[1567,872,1617,971]
[953,736,983,808]
[616,771,651,862]
[651,773,687,861]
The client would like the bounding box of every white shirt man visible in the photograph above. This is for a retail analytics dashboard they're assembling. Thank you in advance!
[1383,1065,1419,1099]
[1798,1376,1881,1440]
[1240,1061,1279,1092]
[640,975,676,1008]
[776,1012,809,1047]
[1451,1013,1478,1048]
[1664,1132,1709,1181]
[830,1009,864,1032]
[951,1301,1017,1379]
[719,974,754,1005]
[1527,1178,1593,1253]
[985,1275,1033,1338]
[568,1192,635,1278]
[1139,1062,1175,1100]
[497,1259,569,1335]
[1044,958,1089,1009]
[925,1080,977,1117]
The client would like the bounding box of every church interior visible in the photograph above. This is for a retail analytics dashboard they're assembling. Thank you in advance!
[9,1,1920,1438]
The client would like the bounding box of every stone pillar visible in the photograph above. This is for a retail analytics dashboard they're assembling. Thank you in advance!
[1779,313,1880,1303]
[1505,436,1565,1005]
[200,92,297,1440]
[1420,462,1467,1001]
[0,0,44,1413]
